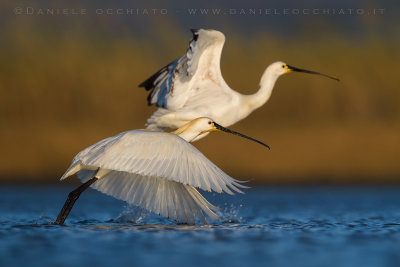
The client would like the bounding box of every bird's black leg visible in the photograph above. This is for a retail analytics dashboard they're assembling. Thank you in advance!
[54,177,98,225]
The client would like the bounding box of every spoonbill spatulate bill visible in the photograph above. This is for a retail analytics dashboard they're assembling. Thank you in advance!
[140,29,339,137]
[54,117,269,225]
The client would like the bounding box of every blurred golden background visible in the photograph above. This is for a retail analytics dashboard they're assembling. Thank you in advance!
[1,1,399,183]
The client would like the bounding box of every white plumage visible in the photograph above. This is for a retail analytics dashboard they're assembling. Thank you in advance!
[140,29,339,135]
[58,118,269,224]
[62,130,245,194]
[78,171,220,224]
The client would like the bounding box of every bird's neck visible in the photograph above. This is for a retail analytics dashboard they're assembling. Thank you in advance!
[172,124,200,142]
[243,68,280,112]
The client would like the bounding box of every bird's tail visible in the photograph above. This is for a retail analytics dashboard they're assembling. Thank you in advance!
[79,170,220,224]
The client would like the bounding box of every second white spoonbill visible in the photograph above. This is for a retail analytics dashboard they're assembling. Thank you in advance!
[140,29,339,136]
[54,117,269,225]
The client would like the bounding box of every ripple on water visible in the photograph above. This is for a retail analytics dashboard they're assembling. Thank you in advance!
[1,186,400,267]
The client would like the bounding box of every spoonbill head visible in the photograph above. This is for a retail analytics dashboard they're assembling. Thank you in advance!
[261,61,339,82]
[174,117,270,149]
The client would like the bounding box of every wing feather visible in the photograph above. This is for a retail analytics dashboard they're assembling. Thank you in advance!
[64,130,244,195]
[84,170,218,224]
[139,29,226,110]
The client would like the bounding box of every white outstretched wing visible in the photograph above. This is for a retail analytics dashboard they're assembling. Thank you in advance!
[139,29,228,110]
[61,130,246,195]
[77,170,220,224]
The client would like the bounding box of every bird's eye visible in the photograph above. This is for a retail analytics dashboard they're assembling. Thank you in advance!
[282,65,285,68]
[208,121,212,125]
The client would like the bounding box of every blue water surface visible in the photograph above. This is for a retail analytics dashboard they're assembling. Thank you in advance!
[1,185,400,267]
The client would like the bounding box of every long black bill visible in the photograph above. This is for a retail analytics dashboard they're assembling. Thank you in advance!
[286,65,339,81]
[214,122,270,149]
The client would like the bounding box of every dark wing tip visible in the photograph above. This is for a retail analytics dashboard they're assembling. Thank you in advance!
[138,77,155,91]
[138,66,167,91]
[138,80,149,89]
[146,94,152,106]
[190,29,200,41]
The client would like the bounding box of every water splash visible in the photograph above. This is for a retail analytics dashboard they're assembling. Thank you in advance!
[114,205,151,224]
[112,205,177,225]
[110,202,245,226]
[217,203,244,224]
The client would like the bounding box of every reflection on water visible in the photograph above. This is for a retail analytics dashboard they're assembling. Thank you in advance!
[1,185,400,267]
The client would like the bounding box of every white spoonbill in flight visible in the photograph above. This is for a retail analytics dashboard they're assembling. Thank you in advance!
[54,117,269,225]
[140,29,339,136]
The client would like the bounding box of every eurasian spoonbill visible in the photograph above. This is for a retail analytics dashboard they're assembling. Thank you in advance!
[54,117,269,225]
[140,29,338,138]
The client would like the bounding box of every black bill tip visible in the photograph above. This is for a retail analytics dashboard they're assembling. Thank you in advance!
[214,122,270,150]
[286,65,339,82]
